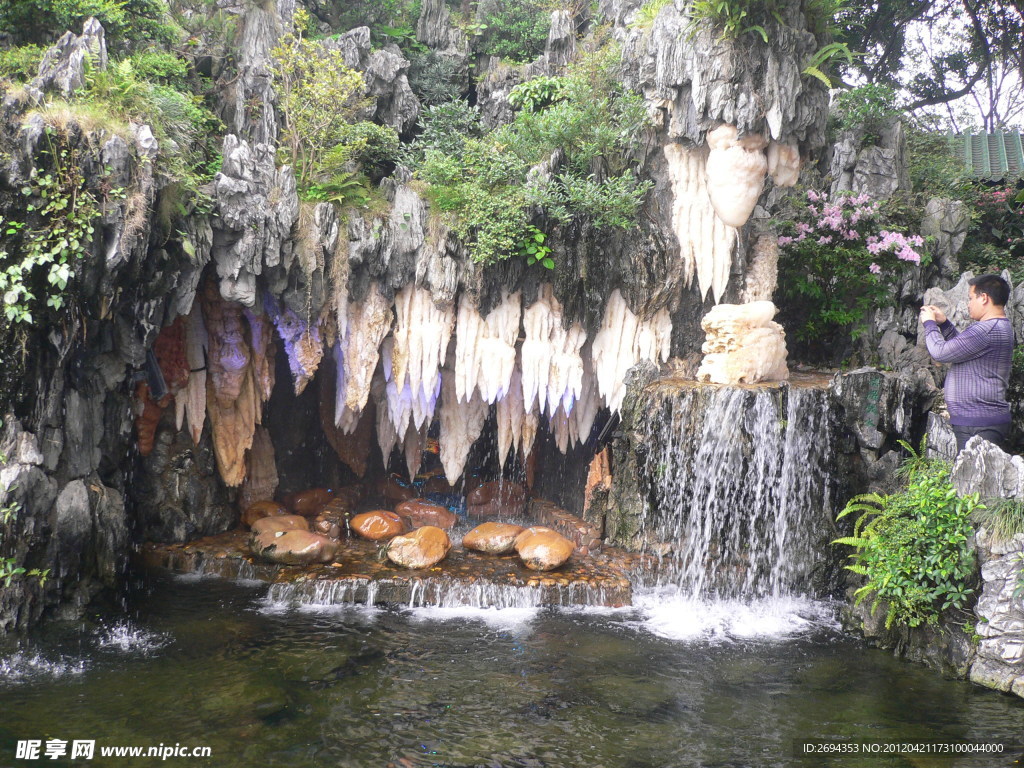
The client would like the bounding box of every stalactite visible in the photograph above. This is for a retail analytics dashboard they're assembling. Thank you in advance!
[387,286,454,430]
[705,124,768,229]
[663,142,737,303]
[495,367,526,470]
[403,422,428,480]
[591,290,671,414]
[319,366,374,477]
[335,282,393,429]
[573,346,600,445]
[767,140,801,187]
[266,297,322,396]
[455,291,520,404]
[244,307,276,404]
[696,300,789,385]
[438,370,487,483]
[183,301,208,446]
[520,285,585,416]
[153,316,189,434]
[373,371,399,468]
[201,278,258,486]
[239,426,278,511]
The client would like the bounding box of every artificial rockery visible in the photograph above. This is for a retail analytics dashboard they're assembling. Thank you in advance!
[2,0,1019,701]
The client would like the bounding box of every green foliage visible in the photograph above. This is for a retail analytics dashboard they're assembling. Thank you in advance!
[629,0,673,30]
[477,0,552,64]
[1,137,102,325]
[801,41,853,88]
[0,0,177,51]
[687,0,777,42]
[0,44,46,83]
[304,172,373,208]
[518,225,554,268]
[834,440,980,630]
[508,76,567,112]
[972,499,1024,544]
[0,499,49,589]
[958,186,1024,282]
[831,84,900,143]
[774,189,927,361]
[316,0,422,36]
[406,50,464,106]
[128,48,190,87]
[416,45,652,264]
[905,128,973,200]
[403,100,482,165]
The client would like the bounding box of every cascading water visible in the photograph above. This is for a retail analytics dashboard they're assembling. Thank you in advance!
[638,381,835,600]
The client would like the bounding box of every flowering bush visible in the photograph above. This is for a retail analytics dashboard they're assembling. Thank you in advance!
[775,189,926,361]
[959,185,1024,280]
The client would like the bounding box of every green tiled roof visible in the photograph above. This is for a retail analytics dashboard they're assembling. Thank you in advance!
[951,131,1024,180]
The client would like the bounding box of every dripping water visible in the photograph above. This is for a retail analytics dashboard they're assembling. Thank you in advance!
[639,383,835,601]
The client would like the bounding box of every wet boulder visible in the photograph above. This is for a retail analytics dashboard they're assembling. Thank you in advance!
[283,488,335,517]
[514,526,574,571]
[462,522,525,555]
[251,515,309,536]
[395,499,458,530]
[241,500,291,529]
[311,514,343,540]
[251,530,339,565]
[350,510,406,541]
[379,474,417,503]
[386,526,451,569]
[467,481,527,519]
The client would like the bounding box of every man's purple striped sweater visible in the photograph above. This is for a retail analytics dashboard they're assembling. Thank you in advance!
[922,317,1014,426]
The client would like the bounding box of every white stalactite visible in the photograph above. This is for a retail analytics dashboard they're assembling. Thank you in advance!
[335,282,393,428]
[767,140,801,187]
[404,422,427,481]
[663,142,737,303]
[373,372,399,468]
[591,290,672,414]
[740,234,780,304]
[705,124,768,230]
[520,285,585,416]
[438,370,488,483]
[389,286,454,430]
[495,367,526,470]
[454,291,520,404]
[183,302,208,446]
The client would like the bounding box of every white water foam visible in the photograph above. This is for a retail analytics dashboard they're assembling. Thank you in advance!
[0,651,87,682]
[630,587,839,643]
[95,622,169,654]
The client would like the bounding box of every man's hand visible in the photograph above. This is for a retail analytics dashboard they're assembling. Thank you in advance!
[920,305,947,324]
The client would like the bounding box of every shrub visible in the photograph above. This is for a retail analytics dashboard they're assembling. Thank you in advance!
[830,83,900,144]
[477,0,551,64]
[0,44,46,83]
[0,0,177,51]
[958,185,1024,281]
[407,50,464,106]
[774,189,927,360]
[402,100,482,165]
[416,44,652,264]
[834,440,980,630]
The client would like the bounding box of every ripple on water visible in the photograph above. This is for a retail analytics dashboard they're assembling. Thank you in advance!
[407,604,539,633]
[631,587,841,643]
[0,651,87,683]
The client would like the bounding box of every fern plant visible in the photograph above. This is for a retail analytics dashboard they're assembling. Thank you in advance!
[834,440,980,629]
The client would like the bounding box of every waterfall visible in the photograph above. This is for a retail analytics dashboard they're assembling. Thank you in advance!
[639,382,835,600]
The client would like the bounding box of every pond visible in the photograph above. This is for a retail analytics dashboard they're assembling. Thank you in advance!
[1,573,1022,768]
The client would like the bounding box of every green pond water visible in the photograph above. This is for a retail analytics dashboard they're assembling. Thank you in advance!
[1,573,1022,768]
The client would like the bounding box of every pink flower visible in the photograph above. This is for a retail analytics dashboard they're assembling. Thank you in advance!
[869,263,881,274]
[778,236,794,245]
[818,235,832,244]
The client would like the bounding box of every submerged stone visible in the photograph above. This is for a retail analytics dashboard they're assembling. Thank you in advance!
[514,526,574,571]
[251,515,309,536]
[467,481,527,519]
[251,530,339,565]
[463,522,524,555]
[241,500,290,528]
[386,526,451,569]
[283,488,336,517]
[395,499,458,530]
[350,510,406,541]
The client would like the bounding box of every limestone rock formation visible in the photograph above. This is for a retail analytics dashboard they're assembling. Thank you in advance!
[951,438,1024,500]
[386,525,451,569]
[252,529,339,565]
[696,301,789,385]
[283,488,335,517]
[28,17,108,101]
[705,125,768,229]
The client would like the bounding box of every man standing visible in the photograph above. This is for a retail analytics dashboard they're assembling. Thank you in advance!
[920,274,1015,453]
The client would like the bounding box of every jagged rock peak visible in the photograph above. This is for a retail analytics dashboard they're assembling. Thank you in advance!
[28,17,108,102]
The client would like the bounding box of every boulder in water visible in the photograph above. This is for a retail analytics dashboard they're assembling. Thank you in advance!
[514,526,574,571]
[379,474,417,502]
[467,480,526,519]
[241,500,290,528]
[395,499,458,530]
[251,530,339,565]
[350,510,406,541]
[386,526,451,569]
[283,487,335,517]
[462,522,524,555]
[251,514,309,536]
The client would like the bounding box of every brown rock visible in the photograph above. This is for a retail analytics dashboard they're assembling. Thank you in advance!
[514,526,574,571]
[379,474,417,502]
[466,480,527,519]
[386,526,451,569]
[251,529,339,565]
[421,475,456,494]
[241,500,290,528]
[311,516,343,539]
[350,510,406,541]
[395,500,458,530]
[462,522,525,555]
[283,487,335,517]
[251,514,309,536]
